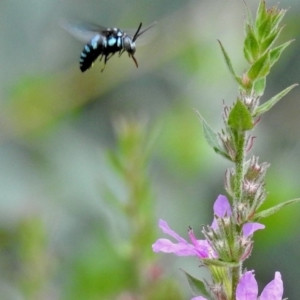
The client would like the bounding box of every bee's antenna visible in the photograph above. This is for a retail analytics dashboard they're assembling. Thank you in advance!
[134,21,157,40]
[132,23,143,42]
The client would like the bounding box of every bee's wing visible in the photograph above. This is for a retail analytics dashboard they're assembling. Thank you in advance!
[60,19,109,43]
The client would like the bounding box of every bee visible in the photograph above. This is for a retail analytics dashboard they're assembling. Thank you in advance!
[61,20,156,72]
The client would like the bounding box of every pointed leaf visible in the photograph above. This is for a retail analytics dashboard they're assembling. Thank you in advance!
[253,198,300,221]
[253,84,298,117]
[270,8,287,30]
[253,77,266,96]
[195,110,229,158]
[260,26,283,53]
[181,270,211,298]
[255,0,267,29]
[244,26,260,63]
[228,100,254,131]
[270,40,294,68]
[243,0,254,27]
[247,50,270,80]
[214,148,232,161]
[218,40,242,86]
[257,17,272,42]
[243,47,253,66]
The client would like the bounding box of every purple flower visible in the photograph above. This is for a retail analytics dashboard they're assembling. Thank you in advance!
[242,222,265,238]
[211,194,232,230]
[152,195,264,258]
[211,195,265,235]
[191,271,284,300]
[236,271,284,300]
[152,219,216,259]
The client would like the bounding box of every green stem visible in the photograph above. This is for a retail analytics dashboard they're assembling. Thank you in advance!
[234,132,246,202]
[231,132,246,299]
[231,265,242,300]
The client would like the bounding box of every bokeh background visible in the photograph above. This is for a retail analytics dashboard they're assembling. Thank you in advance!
[1,0,300,299]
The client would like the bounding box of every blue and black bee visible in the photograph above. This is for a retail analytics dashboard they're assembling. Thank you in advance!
[61,20,156,72]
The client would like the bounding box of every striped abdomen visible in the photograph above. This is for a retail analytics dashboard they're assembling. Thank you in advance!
[79,35,106,72]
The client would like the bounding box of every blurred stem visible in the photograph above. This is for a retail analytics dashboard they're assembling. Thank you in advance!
[109,118,156,294]
[17,216,50,300]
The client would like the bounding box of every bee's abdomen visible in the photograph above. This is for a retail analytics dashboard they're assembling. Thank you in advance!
[80,35,105,72]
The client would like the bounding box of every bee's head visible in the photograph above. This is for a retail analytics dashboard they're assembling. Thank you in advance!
[122,22,156,68]
[123,36,136,54]
[122,36,138,67]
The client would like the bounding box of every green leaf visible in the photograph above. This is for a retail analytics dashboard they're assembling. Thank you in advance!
[257,17,272,42]
[253,77,266,96]
[255,0,267,29]
[243,0,254,27]
[247,51,270,81]
[181,270,211,299]
[195,110,230,159]
[228,100,254,131]
[243,47,252,65]
[253,198,300,221]
[253,84,298,117]
[218,40,242,86]
[270,40,294,68]
[244,25,260,63]
[260,26,283,53]
[270,8,287,30]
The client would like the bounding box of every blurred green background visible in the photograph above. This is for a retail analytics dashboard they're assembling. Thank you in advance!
[1,0,300,299]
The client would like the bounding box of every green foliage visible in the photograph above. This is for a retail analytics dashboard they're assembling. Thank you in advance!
[244,25,260,63]
[158,106,210,173]
[253,77,266,96]
[1,0,300,299]
[196,110,230,160]
[253,198,300,221]
[220,0,293,98]
[65,234,137,299]
[228,100,253,132]
[247,50,270,81]
[182,270,211,299]
[218,40,242,86]
[253,84,298,117]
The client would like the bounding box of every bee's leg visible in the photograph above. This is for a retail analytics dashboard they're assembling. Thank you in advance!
[118,49,125,57]
[101,54,112,72]
[101,53,116,72]
[105,53,115,63]
[101,57,107,72]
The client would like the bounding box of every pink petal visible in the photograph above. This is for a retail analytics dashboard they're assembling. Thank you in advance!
[194,239,216,258]
[242,222,265,238]
[213,195,232,217]
[191,297,207,300]
[211,195,232,230]
[158,219,188,244]
[236,271,258,300]
[152,239,198,256]
[260,272,283,300]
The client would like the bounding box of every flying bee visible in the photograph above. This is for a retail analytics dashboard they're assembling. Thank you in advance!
[60,20,156,72]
